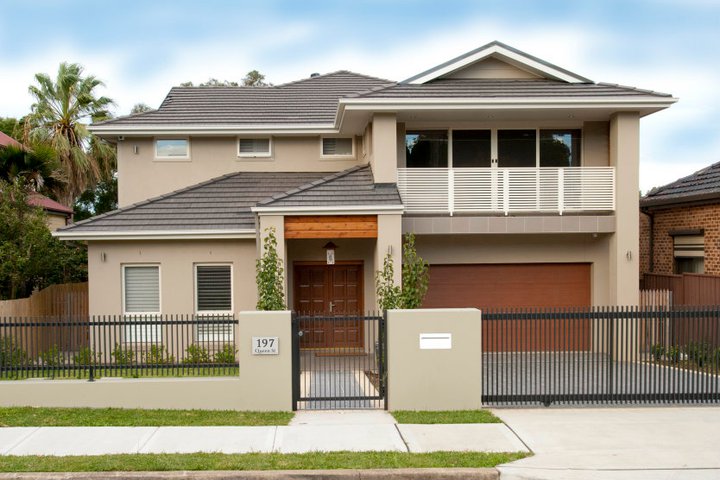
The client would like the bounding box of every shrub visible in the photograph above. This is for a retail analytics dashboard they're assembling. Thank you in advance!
[0,336,27,367]
[650,344,665,362]
[684,342,710,368]
[183,344,210,364]
[111,343,135,365]
[666,345,680,363]
[39,344,62,367]
[73,347,100,366]
[255,227,286,310]
[144,344,174,365]
[213,344,237,364]
[376,253,401,310]
[399,233,429,309]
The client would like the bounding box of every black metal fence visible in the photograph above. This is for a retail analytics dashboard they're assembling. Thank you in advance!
[483,306,720,406]
[0,314,238,379]
[292,312,386,410]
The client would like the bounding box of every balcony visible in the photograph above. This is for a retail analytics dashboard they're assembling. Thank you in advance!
[397,167,615,215]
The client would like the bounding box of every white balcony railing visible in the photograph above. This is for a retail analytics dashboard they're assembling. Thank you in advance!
[397,167,615,215]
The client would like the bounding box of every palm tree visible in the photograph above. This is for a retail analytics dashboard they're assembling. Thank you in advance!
[0,143,64,195]
[27,62,115,206]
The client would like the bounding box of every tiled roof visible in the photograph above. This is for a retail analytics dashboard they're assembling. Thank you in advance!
[0,132,22,148]
[57,165,400,235]
[258,165,402,208]
[347,79,673,99]
[94,71,394,126]
[27,193,74,215]
[641,160,720,208]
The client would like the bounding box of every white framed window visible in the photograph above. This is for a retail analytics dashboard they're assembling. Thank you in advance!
[321,137,354,157]
[154,138,190,160]
[122,265,161,342]
[238,138,272,158]
[195,264,234,341]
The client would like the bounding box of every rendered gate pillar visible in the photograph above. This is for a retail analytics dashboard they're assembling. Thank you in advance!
[237,310,293,411]
[609,112,640,306]
[386,308,483,410]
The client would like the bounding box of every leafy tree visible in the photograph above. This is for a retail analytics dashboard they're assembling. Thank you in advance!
[243,70,269,87]
[180,78,239,87]
[0,179,87,299]
[27,62,116,207]
[73,176,118,221]
[0,117,21,138]
[130,103,153,114]
[255,227,286,310]
[374,233,430,309]
[0,143,64,194]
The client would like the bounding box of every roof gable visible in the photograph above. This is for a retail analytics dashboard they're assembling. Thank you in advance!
[402,41,592,84]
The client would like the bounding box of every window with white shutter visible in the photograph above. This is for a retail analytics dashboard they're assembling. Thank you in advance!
[322,137,353,156]
[123,265,161,342]
[238,138,271,157]
[195,264,233,341]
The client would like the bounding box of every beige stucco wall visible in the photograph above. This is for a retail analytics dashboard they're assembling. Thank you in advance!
[609,112,640,305]
[443,57,540,80]
[118,136,363,207]
[370,113,398,183]
[0,311,293,411]
[88,239,257,315]
[414,233,612,305]
[583,121,609,167]
[386,308,483,410]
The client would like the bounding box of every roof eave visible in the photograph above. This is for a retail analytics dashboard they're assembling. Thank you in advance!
[252,205,405,215]
[641,192,720,210]
[87,124,340,136]
[53,229,257,241]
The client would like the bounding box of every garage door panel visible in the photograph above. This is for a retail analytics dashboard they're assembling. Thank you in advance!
[423,263,591,309]
[423,263,591,352]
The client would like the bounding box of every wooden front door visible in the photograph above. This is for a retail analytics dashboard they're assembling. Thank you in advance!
[294,262,364,348]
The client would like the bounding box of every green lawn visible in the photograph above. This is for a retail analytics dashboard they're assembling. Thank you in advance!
[0,407,293,427]
[391,410,502,424]
[0,451,529,472]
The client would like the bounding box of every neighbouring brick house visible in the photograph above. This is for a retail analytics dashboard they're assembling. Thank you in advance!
[640,161,720,275]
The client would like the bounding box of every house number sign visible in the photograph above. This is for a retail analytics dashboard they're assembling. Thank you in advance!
[252,336,279,355]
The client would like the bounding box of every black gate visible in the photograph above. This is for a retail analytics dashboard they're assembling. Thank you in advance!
[483,306,720,406]
[292,312,386,410]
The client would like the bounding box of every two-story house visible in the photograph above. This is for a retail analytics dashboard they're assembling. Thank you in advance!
[56,42,676,332]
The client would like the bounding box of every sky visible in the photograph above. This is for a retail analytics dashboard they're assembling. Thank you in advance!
[1,0,718,192]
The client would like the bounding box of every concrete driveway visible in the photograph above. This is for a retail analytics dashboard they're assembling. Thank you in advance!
[494,406,720,479]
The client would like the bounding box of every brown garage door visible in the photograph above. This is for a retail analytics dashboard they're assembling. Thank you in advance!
[423,263,591,309]
[423,263,592,351]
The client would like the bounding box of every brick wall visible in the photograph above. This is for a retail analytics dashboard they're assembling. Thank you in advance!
[639,203,720,275]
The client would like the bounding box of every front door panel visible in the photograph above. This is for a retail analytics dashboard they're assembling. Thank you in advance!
[294,263,364,349]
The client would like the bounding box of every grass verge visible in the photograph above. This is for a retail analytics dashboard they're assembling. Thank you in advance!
[0,407,293,427]
[0,451,529,472]
[391,410,502,424]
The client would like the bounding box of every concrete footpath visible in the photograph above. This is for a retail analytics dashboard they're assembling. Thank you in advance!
[0,411,527,456]
[494,406,720,480]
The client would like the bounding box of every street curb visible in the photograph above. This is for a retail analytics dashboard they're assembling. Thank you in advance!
[0,468,499,479]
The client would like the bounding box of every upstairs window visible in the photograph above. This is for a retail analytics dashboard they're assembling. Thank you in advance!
[452,130,492,167]
[540,130,582,167]
[238,138,271,157]
[155,139,189,159]
[498,130,536,168]
[406,130,448,168]
[322,137,354,156]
